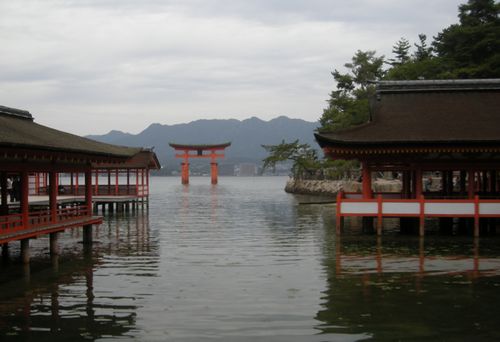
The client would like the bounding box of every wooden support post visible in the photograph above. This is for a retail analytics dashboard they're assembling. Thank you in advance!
[376,195,383,236]
[126,169,130,195]
[211,162,218,185]
[181,162,189,185]
[50,232,59,255]
[35,172,40,195]
[336,191,343,235]
[146,169,150,197]
[20,239,30,264]
[460,170,466,195]
[83,224,93,245]
[141,169,145,201]
[474,195,480,238]
[21,171,29,229]
[468,170,475,199]
[107,170,111,195]
[85,170,93,217]
[75,172,79,195]
[0,172,8,215]
[415,168,423,199]
[2,243,9,259]
[361,162,372,199]
[49,172,58,223]
[402,171,410,199]
[135,169,139,195]
[115,169,119,195]
[94,170,99,196]
[419,195,425,237]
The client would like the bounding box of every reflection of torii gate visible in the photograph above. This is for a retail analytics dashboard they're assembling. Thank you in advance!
[169,142,231,185]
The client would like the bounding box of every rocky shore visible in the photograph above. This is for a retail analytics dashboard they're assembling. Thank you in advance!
[284,178,402,197]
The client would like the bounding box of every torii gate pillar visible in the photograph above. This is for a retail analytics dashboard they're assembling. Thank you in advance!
[169,143,231,185]
[181,162,190,185]
[211,162,218,185]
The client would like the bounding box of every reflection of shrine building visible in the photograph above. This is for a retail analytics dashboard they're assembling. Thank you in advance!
[0,210,157,338]
[315,237,499,340]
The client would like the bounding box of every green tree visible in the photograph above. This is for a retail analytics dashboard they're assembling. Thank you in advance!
[261,140,358,180]
[319,50,385,132]
[413,34,433,61]
[433,0,500,78]
[388,37,411,65]
[261,140,320,179]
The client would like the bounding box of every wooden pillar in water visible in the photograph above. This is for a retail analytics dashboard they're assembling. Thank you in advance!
[50,232,59,255]
[20,239,30,264]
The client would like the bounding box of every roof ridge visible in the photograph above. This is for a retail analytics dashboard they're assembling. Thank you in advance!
[0,105,33,120]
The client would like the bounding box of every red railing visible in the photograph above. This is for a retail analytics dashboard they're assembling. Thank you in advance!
[336,191,500,236]
[0,205,90,236]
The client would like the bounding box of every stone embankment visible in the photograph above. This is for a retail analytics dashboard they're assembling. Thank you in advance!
[284,178,402,197]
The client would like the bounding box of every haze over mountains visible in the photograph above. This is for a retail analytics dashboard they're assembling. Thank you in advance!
[87,116,319,174]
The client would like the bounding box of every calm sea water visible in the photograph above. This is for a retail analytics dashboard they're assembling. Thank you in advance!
[1,177,500,341]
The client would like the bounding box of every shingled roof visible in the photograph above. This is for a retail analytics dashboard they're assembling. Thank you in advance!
[315,79,500,148]
[0,105,141,160]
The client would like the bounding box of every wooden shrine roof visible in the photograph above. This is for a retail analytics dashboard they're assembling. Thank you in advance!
[169,142,231,150]
[315,79,500,149]
[0,105,142,162]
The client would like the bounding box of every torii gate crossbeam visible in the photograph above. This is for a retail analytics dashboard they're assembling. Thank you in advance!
[169,143,231,185]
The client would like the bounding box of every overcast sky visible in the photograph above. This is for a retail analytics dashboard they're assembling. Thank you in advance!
[1,0,464,135]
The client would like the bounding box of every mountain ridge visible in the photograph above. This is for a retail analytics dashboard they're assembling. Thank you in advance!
[87,116,319,174]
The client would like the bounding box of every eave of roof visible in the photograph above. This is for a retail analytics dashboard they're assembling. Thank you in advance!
[316,79,500,148]
[0,106,141,160]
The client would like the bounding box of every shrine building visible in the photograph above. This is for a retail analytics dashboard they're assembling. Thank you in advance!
[0,105,158,263]
[315,79,500,237]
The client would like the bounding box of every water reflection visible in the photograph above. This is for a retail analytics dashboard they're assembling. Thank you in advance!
[0,210,157,340]
[316,235,500,340]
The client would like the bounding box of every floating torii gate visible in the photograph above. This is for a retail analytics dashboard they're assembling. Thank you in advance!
[169,142,231,185]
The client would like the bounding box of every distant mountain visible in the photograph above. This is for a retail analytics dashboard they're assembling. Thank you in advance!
[87,116,319,174]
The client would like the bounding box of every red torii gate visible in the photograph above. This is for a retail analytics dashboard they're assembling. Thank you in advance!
[169,142,231,184]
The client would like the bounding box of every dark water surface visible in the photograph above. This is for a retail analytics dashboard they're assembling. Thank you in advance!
[1,177,500,341]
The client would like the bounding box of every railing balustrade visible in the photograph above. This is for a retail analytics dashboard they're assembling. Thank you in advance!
[0,204,90,236]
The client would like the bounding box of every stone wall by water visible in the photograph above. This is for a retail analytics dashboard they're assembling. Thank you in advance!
[284,178,402,197]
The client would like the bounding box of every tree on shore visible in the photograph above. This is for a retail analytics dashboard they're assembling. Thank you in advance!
[319,50,384,132]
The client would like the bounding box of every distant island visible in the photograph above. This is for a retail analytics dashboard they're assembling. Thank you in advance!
[87,116,319,176]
